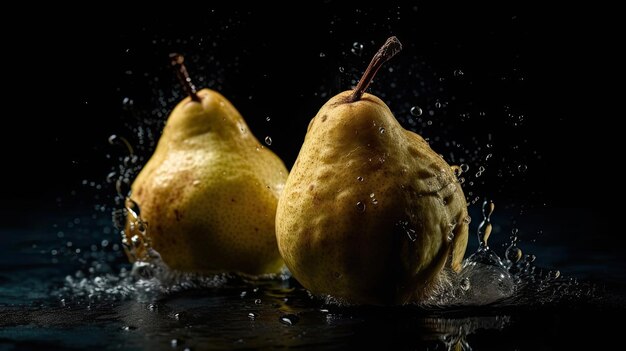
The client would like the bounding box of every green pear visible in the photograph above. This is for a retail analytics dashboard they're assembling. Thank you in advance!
[276,37,469,304]
[124,54,288,275]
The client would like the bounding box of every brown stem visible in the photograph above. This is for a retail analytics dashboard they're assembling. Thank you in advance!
[349,36,403,102]
[169,53,200,102]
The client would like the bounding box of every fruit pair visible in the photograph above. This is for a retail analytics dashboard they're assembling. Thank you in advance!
[125,38,468,305]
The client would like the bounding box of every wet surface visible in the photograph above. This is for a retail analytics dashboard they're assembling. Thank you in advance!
[1,291,622,350]
[1,211,623,350]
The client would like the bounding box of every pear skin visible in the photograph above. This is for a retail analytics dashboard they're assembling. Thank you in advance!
[275,38,468,305]
[126,87,288,275]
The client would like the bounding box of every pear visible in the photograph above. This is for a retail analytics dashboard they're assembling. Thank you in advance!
[276,37,469,305]
[123,54,287,275]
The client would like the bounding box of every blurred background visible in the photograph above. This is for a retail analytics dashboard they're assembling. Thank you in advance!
[0,3,609,264]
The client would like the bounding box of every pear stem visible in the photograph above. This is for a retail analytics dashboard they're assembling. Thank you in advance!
[169,53,200,102]
[349,36,403,103]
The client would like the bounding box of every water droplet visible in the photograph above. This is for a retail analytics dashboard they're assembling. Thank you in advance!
[130,235,142,247]
[477,200,495,247]
[435,101,442,109]
[548,270,561,279]
[356,176,364,182]
[485,153,493,161]
[410,106,423,116]
[452,165,462,177]
[505,246,522,263]
[171,339,179,347]
[351,42,364,55]
[279,314,299,325]
[427,120,433,126]
[356,201,366,212]
[478,166,485,172]
[248,312,258,320]
[116,179,131,198]
[339,66,345,73]
[379,127,385,134]
[397,221,417,242]
[122,97,134,106]
[460,164,469,173]
[447,232,455,242]
[319,52,326,58]
[108,134,134,156]
[254,298,262,304]
[264,136,272,146]
[240,291,247,298]
[265,116,271,122]
[106,172,117,183]
[460,277,470,291]
[518,164,528,172]
[148,303,157,311]
[454,69,464,77]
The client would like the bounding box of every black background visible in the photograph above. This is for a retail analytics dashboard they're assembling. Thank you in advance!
[1,3,604,241]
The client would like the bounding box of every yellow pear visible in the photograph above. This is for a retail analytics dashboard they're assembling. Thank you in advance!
[276,37,469,304]
[123,54,287,275]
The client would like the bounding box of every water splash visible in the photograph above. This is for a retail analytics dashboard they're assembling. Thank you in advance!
[421,200,595,307]
[61,94,592,317]
[58,262,231,304]
[121,197,152,262]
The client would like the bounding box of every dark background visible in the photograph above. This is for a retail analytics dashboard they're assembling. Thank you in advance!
[0,6,622,349]
[1,3,606,244]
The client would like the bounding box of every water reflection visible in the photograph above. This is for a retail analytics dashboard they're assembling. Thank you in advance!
[1,288,511,350]
[421,315,510,350]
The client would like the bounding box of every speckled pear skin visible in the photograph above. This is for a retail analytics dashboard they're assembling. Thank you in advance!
[276,91,468,305]
[126,88,288,275]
